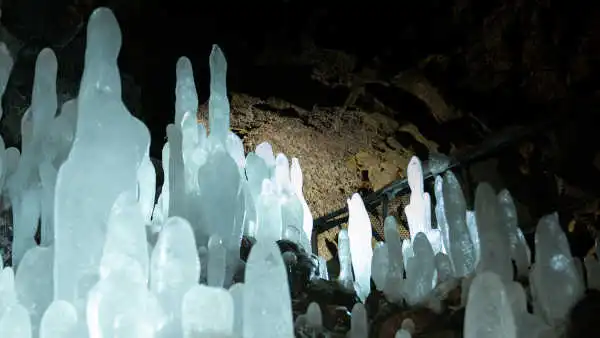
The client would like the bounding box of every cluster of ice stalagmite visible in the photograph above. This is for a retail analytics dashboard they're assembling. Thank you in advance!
[0,7,318,338]
[370,152,600,337]
[1,6,600,338]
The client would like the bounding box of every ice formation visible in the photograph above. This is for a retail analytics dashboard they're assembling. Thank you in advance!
[0,6,594,338]
[347,193,373,302]
[0,38,14,120]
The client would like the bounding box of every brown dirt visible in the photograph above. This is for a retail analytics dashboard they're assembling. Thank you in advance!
[199,93,422,260]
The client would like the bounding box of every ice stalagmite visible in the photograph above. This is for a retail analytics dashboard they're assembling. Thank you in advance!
[100,191,149,283]
[291,158,313,247]
[11,188,40,266]
[15,246,54,337]
[276,153,308,251]
[0,303,31,338]
[383,216,404,303]
[305,302,323,329]
[337,229,353,290]
[504,281,554,337]
[530,213,584,327]
[182,284,234,337]
[497,189,531,278]
[11,48,57,265]
[229,283,244,336]
[175,56,199,128]
[404,156,443,254]
[39,300,79,338]
[39,161,57,246]
[464,271,516,338]
[245,153,266,195]
[347,193,373,302]
[54,8,150,311]
[0,267,17,314]
[207,234,227,287]
[167,124,186,219]
[255,142,275,170]
[138,157,156,223]
[0,268,30,337]
[150,217,200,337]
[196,147,244,249]
[395,329,412,338]
[86,259,164,338]
[193,46,244,253]
[474,183,512,281]
[349,303,368,338]
[208,45,230,144]
[434,176,450,258]
[404,232,435,306]
[152,143,171,227]
[0,41,14,120]
[254,179,282,242]
[371,242,389,291]
[442,171,476,277]
[243,240,294,338]
[175,57,202,205]
[8,48,57,196]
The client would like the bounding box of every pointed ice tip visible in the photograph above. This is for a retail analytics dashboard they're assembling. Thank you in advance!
[32,48,58,111]
[474,182,497,206]
[384,215,397,229]
[535,212,562,244]
[211,44,224,58]
[35,48,58,75]
[408,156,421,168]
[209,44,227,74]
[86,7,121,58]
[443,170,459,186]
[175,56,198,126]
[290,157,303,191]
[176,56,193,75]
[407,156,423,192]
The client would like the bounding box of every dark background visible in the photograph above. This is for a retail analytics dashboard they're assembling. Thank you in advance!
[1,0,599,232]
[1,0,597,153]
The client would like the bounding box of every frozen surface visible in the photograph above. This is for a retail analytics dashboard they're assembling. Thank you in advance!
[53,8,150,311]
[243,240,294,338]
[464,271,516,338]
[347,193,373,302]
[530,213,584,327]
